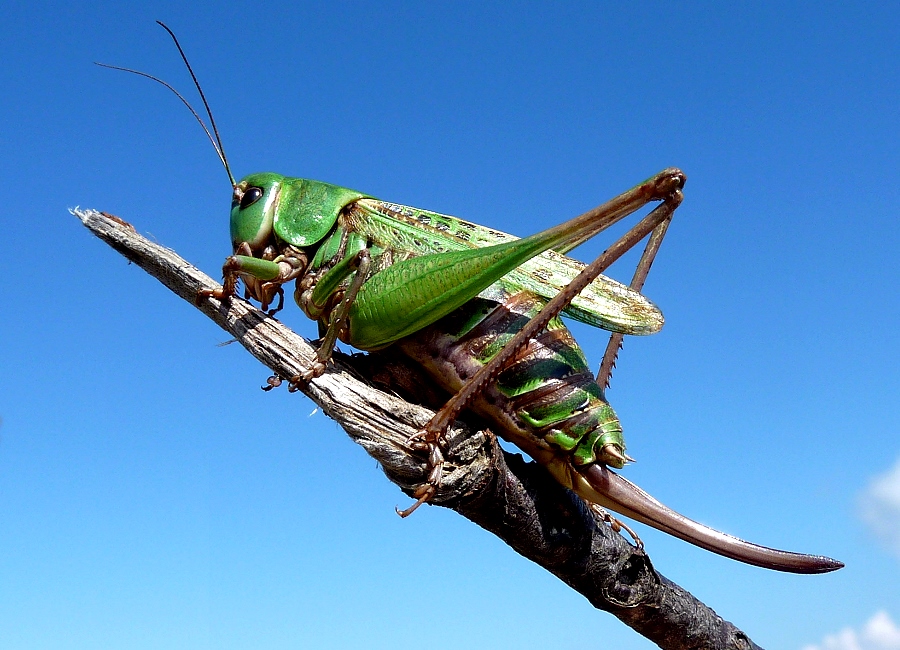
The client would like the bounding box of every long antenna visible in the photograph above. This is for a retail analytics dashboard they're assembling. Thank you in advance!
[95,21,236,187]
[154,21,234,186]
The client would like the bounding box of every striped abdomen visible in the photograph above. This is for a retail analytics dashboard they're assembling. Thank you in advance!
[396,291,627,469]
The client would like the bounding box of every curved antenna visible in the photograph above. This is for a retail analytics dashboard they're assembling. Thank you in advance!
[154,21,234,187]
[94,22,235,187]
[94,62,232,184]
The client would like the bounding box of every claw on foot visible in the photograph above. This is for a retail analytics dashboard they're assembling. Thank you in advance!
[396,483,435,518]
[403,429,429,451]
[197,286,224,304]
[396,435,446,518]
[288,362,326,391]
[262,375,283,392]
[590,504,644,550]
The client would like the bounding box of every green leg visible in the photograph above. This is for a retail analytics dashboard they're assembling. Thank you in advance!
[290,249,373,384]
[198,242,308,314]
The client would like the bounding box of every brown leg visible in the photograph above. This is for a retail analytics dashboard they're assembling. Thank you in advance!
[596,214,673,389]
[398,169,686,516]
[289,249,372,386]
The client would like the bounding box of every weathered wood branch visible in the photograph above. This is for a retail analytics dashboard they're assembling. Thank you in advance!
[74,208,762,650]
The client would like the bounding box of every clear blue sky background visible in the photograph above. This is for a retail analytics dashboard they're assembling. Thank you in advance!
[2,2,898,649]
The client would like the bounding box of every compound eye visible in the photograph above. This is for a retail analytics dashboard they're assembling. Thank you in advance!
[240,186,264,210]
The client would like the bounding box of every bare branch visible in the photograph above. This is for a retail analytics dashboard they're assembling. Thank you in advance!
[73,208,763,650]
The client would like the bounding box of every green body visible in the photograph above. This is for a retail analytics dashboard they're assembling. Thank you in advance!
[102,23,844,572]
[216,170,845,574]
[227,172,664,468]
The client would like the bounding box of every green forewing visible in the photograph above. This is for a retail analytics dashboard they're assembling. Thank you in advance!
[347,199,664,335]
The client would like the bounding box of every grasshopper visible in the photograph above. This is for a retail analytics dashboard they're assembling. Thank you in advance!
[102,22,842,574]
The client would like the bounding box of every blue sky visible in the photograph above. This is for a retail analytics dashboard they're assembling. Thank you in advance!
[2,2,898,648]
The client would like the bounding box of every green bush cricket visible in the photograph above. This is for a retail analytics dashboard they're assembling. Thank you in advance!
[100,22,842,575]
